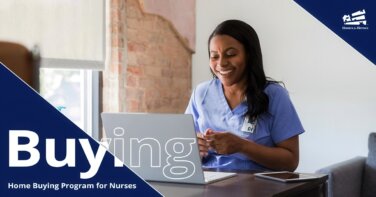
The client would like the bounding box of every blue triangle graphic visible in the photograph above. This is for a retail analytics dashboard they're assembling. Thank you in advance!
[0,63,162,197]
[294,0,376,65]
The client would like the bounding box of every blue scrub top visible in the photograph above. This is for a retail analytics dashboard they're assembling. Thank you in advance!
[185,79,305,171]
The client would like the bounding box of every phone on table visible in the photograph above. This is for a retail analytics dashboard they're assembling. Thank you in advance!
[254,171,322,183]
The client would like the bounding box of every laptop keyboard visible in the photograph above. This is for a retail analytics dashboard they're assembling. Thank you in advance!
[203,171,236,183]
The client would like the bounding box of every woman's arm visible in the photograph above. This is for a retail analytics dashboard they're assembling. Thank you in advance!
[206,131,299,171]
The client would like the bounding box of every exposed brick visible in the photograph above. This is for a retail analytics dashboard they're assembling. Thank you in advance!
[127,18,141,29]
[126,53,138,66]
[125,87,144,100]
[126,99,140,112]
[143,66,163,77]
[161,68,173,78]
[137,53,155,66]
[126,65,143,75]
[111,0,120,9]
[127,5,142,19]
[127,42,146,52]
[126,74,139,87]
[138,76,154,89]
[103,0,193,116]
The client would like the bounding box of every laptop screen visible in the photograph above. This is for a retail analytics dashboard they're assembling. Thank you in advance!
[101,113,206,184]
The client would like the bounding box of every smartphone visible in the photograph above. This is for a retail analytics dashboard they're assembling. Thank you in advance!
[254,171,321,182]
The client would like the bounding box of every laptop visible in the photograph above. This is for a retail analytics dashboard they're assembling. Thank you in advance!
[101,113,236,184]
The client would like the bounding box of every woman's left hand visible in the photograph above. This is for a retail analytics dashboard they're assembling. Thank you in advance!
[205,131,246,155]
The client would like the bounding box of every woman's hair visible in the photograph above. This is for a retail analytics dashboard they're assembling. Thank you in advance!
[208,19,276,119]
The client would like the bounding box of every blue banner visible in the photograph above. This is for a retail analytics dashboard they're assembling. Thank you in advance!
[294,0,375,65]
[0,63,161,196]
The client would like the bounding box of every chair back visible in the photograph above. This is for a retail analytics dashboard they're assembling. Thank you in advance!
[0,41,40,91]
[362,132,376,197]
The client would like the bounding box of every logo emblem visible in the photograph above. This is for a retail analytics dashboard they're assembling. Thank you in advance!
[343,9,367,25]
[342,9,369,30]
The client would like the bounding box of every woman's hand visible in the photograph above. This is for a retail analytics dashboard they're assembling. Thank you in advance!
[205,129,246,155]
[197,132,209,159]
[205,129,299,171]
[203,129,299,171]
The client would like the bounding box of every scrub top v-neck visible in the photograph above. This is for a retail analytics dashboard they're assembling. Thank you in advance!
[185,79,304,170]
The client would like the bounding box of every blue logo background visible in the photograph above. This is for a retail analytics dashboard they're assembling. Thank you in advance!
[0,63,161,196]
[295,0,375,65]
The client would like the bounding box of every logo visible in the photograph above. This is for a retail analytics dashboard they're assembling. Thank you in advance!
[8,128,197,180]
[342,9,369,30]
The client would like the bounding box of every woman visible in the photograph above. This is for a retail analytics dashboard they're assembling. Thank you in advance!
[185,20,304,171]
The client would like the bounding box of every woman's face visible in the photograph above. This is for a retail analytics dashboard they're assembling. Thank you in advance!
[209,35,247,87]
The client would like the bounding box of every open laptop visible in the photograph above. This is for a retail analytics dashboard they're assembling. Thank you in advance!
[101,113,236,184]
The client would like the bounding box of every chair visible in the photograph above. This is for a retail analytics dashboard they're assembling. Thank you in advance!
[0,41,40,91]
[316,133,376,197]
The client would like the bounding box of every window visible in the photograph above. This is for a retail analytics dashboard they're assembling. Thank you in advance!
[0,0,108,140]
[39,68,99,139]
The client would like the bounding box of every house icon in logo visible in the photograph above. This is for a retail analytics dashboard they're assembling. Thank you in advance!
[343,9,367,25]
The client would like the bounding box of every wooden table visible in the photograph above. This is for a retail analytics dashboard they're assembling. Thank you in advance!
[149,171,328,197]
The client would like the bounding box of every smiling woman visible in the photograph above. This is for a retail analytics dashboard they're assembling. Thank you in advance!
[209,35,247,90]
[185,19,305,172]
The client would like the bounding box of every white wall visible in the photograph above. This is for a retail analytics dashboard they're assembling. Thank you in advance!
[193,0,376,172]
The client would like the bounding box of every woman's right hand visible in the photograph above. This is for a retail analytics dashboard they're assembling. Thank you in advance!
[197,132,209,159]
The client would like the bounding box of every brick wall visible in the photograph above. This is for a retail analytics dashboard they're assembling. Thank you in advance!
[102,0,193,114]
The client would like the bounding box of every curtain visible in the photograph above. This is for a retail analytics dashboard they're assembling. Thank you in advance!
[0,0,106,69]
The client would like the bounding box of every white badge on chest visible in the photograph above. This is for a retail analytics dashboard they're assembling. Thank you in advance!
[241,116,257,133]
